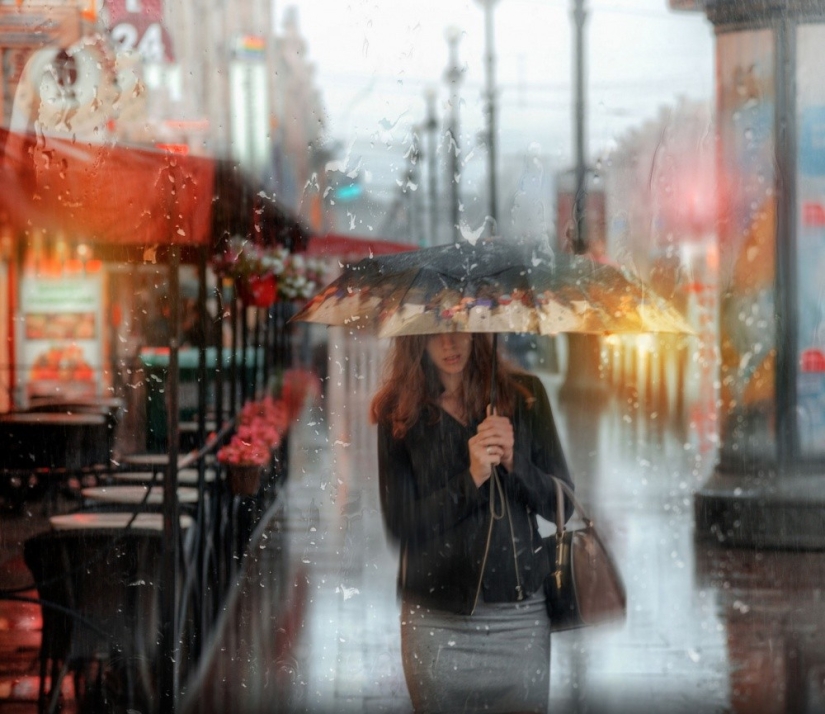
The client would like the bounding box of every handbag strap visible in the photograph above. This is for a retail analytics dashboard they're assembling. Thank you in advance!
[552,476,593,537]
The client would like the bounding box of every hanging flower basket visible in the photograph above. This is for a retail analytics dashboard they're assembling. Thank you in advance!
[237,274,278,307]
[227,463,264,496]
[212,237,288,307]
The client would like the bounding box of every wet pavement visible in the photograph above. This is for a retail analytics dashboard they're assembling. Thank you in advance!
[182,367,732,714]
[5,361,825,712]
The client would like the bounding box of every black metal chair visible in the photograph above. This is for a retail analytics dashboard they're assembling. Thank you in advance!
[23,527,165,714]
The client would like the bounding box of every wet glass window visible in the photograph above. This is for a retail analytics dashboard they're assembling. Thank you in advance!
[2,2,825,713]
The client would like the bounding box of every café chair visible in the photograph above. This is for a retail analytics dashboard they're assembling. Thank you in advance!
[23,523,184,713]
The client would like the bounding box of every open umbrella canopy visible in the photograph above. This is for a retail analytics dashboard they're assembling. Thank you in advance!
[292,239,693,337]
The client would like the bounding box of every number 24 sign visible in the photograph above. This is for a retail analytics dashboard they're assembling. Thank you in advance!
[111,21,175,63]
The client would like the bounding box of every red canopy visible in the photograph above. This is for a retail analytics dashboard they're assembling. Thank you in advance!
[306,233,417,259]
[0,128,214,246]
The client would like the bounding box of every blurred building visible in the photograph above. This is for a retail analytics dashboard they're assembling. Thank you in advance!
[0,0,327,227]
[0,0,323,411]
[135,0,327,230]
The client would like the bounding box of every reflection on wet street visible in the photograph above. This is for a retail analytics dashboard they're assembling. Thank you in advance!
[7,365,821,713]
[181,367,742,714]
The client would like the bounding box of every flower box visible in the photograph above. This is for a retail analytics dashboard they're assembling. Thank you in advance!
[212,236,329,305]
[217,424,271,495]
[227,463,263,496]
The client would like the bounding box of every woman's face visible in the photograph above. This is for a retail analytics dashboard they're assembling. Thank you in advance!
[425,333,473,383]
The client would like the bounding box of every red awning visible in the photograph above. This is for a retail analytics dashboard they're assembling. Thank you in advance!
[0,128,214,246]
[306,233,417,259]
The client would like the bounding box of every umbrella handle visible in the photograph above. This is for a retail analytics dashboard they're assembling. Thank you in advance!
[490,333,498,413]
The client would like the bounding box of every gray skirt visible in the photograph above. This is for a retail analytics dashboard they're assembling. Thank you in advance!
[400,590,551,714]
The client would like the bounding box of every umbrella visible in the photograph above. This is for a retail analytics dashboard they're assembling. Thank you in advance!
[291,238,693,409]
[291,238,693,338]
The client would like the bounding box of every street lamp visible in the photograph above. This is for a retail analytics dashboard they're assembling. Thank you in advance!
[424,87,439,248]
[572,0,588,254]
[475,0,500,233]
[559,0,606,405]
[444,26,464,244]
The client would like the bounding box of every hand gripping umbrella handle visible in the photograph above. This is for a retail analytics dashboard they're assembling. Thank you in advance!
[490,333,498,412]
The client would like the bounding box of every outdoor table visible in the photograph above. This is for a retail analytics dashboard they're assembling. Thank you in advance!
[27,397,125,416]
[112,468,216,486]
[0,412,109,471]
[80,485,200,505]
[120,453,190,469]
[49,511,194,531]
[109,462,223,605]
[25,398,125,464]
[32,512,196,709]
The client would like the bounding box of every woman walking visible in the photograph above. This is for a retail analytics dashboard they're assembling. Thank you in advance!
[369,332,574,713]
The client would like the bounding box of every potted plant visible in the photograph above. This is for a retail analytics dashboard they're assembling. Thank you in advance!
[212,237,290,308]
[278,253,327,302]
[240,398,289,472]
[216,426,271,496]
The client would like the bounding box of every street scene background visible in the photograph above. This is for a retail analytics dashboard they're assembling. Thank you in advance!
[2,0,825,712]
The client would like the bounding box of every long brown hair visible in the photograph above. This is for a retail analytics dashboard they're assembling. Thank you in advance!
[369,333,530,439]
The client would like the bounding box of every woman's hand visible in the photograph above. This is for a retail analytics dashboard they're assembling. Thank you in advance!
[468,432,496,487]
[468,406,515,486]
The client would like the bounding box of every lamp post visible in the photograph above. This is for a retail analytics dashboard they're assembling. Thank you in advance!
[559,0,608,404]
[424,87,439,247]
[444,27,464,244]
[476,0,500,233]
[408,128,422,246]
[572,0,587,255]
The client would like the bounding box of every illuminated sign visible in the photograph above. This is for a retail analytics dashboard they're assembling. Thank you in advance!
[334,183,363,202]
[234,34,266,61]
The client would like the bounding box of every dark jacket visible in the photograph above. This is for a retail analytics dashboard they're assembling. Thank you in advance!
[377,373,574,615]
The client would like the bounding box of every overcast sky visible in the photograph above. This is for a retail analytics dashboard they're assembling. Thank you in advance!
[276,0,714,193]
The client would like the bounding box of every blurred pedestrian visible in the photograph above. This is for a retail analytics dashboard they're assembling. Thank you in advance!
[145,303,171,347]
[369,332,574,713]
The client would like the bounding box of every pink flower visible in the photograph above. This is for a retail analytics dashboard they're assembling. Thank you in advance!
[220,396,293,468]
[239,398,288,434]
[242,420,281,449]
[217,431,271,467]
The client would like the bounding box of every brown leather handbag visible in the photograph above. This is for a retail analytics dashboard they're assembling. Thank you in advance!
[543,477,627,632]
